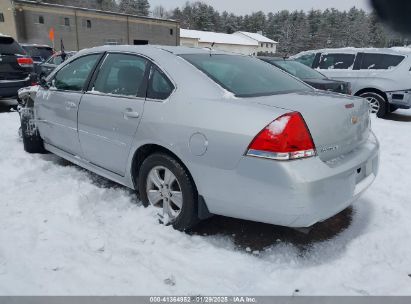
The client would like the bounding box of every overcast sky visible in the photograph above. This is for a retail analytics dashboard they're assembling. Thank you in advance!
[149,0,371,14]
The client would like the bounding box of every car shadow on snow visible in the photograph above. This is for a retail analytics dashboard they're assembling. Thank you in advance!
[383,111,411,122]
[39,153,373,258]
[190,208,355,253]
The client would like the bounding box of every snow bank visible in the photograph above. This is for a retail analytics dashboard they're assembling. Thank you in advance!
[0,110,410,295]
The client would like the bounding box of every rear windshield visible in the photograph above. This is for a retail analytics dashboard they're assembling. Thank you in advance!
[181,54,310,97]
[0,36,25,55]
[360,53,404,70]
[22,46,53,62]
[271,60,325,79]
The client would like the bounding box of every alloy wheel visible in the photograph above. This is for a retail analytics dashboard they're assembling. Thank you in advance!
[146,166,183,220]
[366,96,380,114]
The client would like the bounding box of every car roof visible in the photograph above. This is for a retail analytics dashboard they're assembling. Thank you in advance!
[20,43,52,48]
[78,44,244,57]
[296,47,411,56]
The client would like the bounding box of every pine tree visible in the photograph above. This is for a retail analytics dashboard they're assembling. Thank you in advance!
[119,0,149,16]
[118,0,139,15]
[136,0,150,16]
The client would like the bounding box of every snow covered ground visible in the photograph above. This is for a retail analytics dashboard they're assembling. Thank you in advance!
[0,108,410,295]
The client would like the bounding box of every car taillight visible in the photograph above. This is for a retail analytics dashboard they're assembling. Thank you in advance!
[246,112,316,161]
[17,57,34,68]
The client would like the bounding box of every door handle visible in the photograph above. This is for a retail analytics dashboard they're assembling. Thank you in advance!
[123,109,140,119]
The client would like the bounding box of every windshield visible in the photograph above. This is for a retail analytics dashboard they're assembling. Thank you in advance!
[272,60,325,79]
[22,46,53,62]
[0,36,25,55]
[181,54,311,97]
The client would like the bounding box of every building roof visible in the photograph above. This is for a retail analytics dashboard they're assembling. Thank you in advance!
[235,31,277,44]
[180,29,258,46]
[14,0,178,24]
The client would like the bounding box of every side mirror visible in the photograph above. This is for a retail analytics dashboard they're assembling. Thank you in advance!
[39,77,49,89]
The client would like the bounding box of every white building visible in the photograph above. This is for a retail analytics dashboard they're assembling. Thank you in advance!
[180,29,277,56]
[234,31,278,54]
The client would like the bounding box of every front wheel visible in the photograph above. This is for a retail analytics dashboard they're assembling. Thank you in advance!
[21,108,47,154]
[360,92,387,118]
[138,153,199,231]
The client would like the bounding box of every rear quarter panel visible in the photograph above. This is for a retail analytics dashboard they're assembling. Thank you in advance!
[126,92,289,195]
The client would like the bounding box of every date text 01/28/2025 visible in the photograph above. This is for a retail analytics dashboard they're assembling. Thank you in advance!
[149,296,257,303]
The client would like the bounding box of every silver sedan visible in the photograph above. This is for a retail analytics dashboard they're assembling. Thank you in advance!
[19,45,379,231]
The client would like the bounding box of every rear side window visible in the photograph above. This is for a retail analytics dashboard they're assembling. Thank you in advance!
[147,67,174,100]
[181,54,309,97]
[91,53,148,97]
[294,53,316,67]
[52,54,100,91]
[0,36,25,55]
[360,53,405,70]
[318,53,355,70]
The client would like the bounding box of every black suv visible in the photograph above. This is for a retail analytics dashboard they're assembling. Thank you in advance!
[0,35,36,101]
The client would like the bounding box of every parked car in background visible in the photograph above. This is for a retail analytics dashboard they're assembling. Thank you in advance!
[19,45,379,231]
[259,56,351,95]
[0,35,36,106]
[38,51,76,79]
[292,48,411,117]
[20,43,54,76]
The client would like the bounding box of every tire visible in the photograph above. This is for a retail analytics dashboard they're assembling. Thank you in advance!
[21,108,47,154]
[359,92,387,118]
[138,153,199,231]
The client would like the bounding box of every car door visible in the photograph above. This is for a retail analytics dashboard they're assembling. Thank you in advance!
[77,52,150,176]
[35,53,102,156]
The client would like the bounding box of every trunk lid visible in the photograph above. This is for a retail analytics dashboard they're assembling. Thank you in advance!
[248,91,371,162]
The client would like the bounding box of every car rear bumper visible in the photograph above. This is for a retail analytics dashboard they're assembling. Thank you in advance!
[386,90,411,108]
[199,132,379,228]
[0,77,32,98]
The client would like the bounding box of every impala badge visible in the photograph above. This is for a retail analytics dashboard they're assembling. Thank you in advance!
[351,116,359,125]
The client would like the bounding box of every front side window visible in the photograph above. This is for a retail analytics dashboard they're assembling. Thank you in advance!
[318,53,355,70]
[147,67,174,100]
[181,54,310,98]
[91,53,148,97]
[52,54,100,91]
[294,53,316,67]
[360,53,405,70]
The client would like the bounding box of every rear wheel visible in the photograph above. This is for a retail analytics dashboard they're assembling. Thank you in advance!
[360,92,387,118]
[21,109,47,154]
[138,153,199,231]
